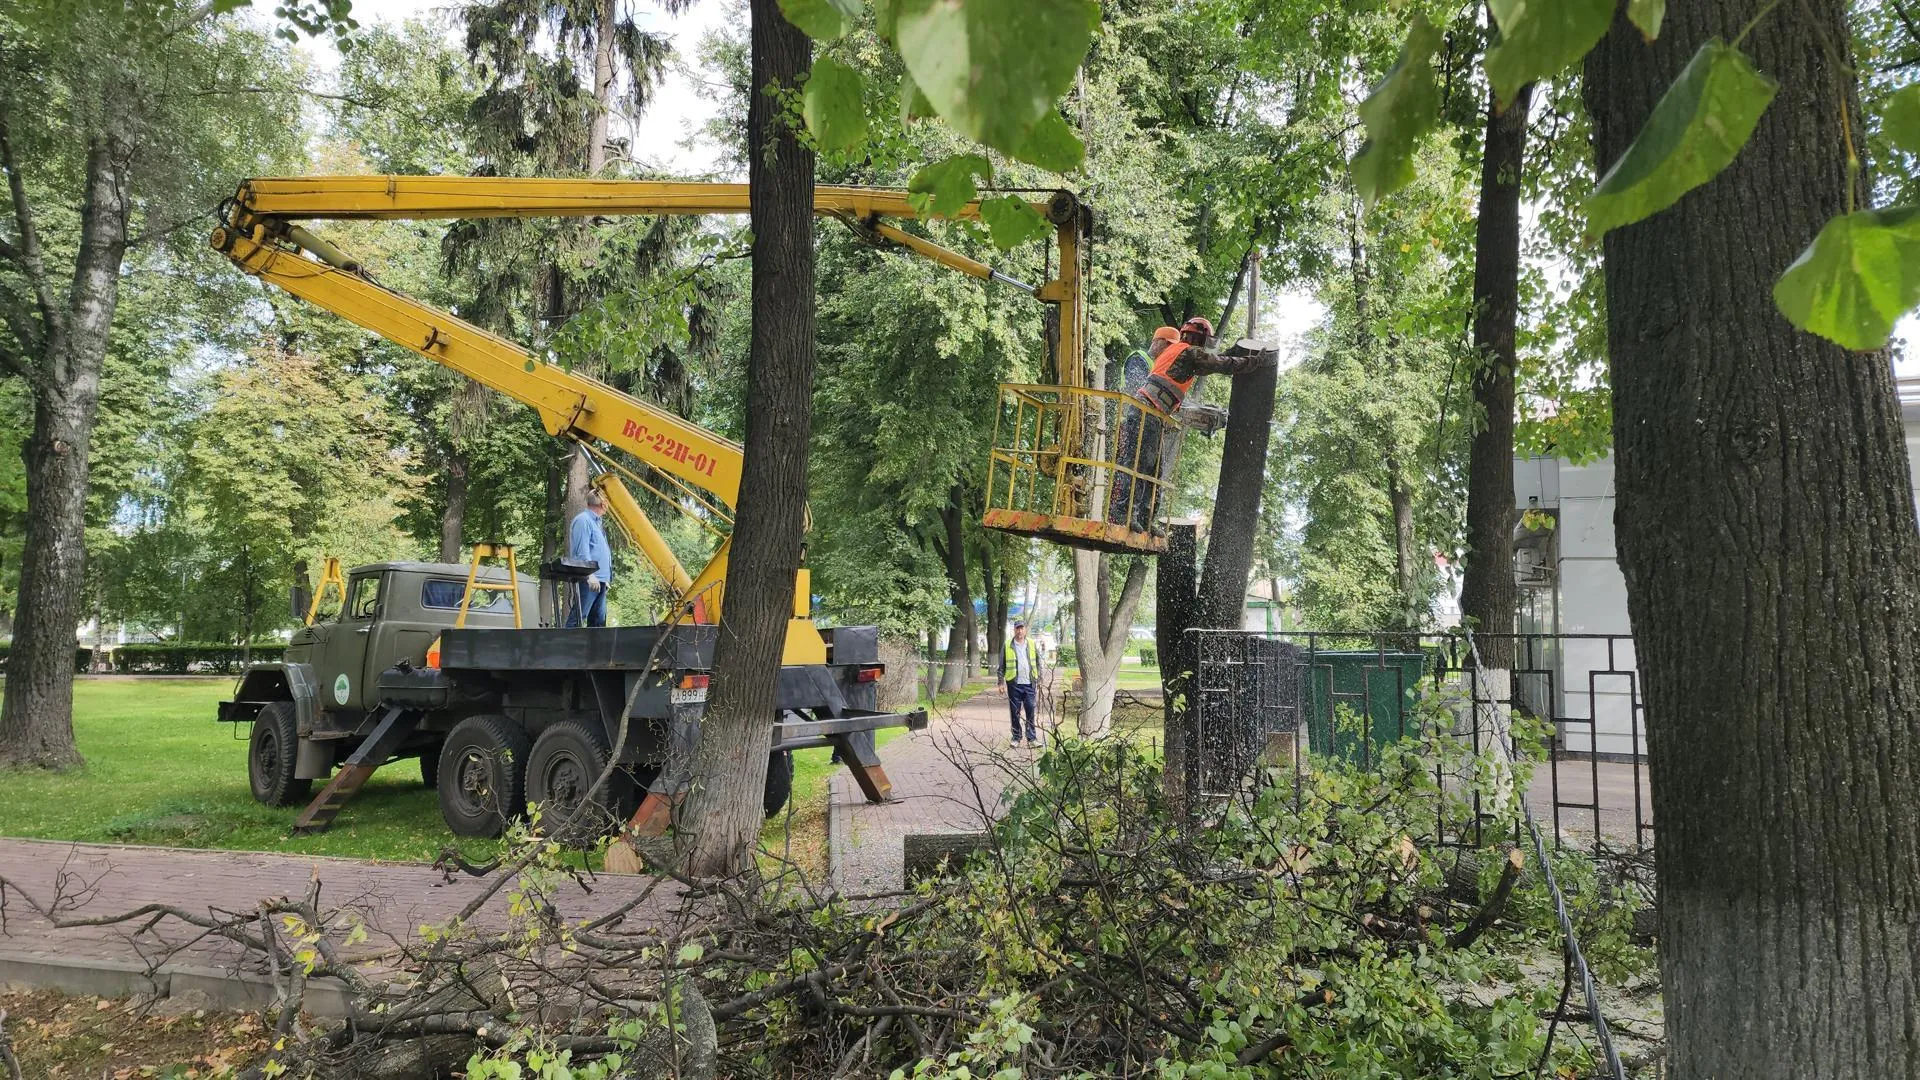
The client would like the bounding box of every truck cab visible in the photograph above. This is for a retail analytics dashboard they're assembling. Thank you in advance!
[287,562,533,720]
[220,562,536,812]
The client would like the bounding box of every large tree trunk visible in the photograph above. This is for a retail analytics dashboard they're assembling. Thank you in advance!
[0,133,127,771]
[676,0,814,879]
[439,446,469,563]
[1587,4,1920,1076]
[558,0,621,539]
[1459,83,1533,668]
[1072,552,1147,736]
[935,493,973,693]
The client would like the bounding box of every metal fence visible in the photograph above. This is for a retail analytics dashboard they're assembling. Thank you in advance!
[1187,629,1653,854]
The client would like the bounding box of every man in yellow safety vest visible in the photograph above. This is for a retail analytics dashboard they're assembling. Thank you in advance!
[997,621,1046,748]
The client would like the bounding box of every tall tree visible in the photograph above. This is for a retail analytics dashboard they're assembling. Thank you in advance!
[0,3,301,768]
[1459,77,1534,667]
[675,0,815,877]
[1587,2,1920,1074]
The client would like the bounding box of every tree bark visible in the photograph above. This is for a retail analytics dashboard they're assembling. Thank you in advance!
[935,493,972,693]
[438,447,469,563]
[558,0,621,536]
[676,0,814,878]
[1072,552,1147,736]
[1157,522,1200,806]
[0,132,128,771]
[982,537,1008,671]
[1587,3,1920,1075]
[1459,81,1533,668]
[1386,465,1418,628]
[1197,252,1275,631]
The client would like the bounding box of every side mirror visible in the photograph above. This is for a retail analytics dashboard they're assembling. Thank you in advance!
[290,585,312,622]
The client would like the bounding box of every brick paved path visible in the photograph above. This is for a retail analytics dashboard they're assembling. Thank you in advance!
[829,689,1051,894]
[0,839,687,981]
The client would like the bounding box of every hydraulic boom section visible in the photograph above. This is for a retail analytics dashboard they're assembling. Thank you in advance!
[210,176,1156,650]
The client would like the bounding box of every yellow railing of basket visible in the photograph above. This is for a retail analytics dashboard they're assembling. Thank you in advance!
[982,383,1179,556]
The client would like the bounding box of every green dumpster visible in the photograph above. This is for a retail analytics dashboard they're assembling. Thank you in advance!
[1300,650,1428,767]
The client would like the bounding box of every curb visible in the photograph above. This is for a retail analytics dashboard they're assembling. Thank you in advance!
[0,949,355,1016]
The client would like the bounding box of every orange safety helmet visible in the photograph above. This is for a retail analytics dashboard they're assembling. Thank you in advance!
[1151,325,1178,343]
[1180,316,1214,341]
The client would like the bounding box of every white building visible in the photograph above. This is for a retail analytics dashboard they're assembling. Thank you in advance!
[1513,376,1920,758]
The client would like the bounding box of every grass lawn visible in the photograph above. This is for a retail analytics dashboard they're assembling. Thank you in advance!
[0,677,909,868]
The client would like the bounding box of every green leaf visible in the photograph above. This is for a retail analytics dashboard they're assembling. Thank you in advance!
[1012,111,1084,173]
[899,72,936,126]
[803,56,868,151]
[1774,206,1920,350]
[907,154,992,217]
[1350,15,1442,207]
[778,0,861,40]
[1486,0,1613,108]
[979,196,1051,249]
[891,0,1099,157]
[1628,0,1665,42]
[677,941,705,964]
[1586,39,1777,236]
[1883,84,1920,157]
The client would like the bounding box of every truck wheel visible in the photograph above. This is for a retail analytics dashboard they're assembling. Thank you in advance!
[437,715,531,839]
[763,750,794,819]
[527,719,634,846]
[249,701,311,808]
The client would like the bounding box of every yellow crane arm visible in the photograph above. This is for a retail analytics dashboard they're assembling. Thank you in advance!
[210,176,1091,645]
[225,176,1088,389]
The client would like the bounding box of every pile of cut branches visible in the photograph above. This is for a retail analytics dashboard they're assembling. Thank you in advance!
[0,726,1653,1079]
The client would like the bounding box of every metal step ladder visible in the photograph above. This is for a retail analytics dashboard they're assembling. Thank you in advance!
[291,704,424,835]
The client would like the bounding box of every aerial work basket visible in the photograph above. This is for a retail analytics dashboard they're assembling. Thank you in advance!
[983,383,1182,556]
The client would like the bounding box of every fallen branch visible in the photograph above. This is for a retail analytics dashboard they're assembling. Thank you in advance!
[1448,848,1525,949]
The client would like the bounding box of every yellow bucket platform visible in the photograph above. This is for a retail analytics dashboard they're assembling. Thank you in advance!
[983,383,1180,557]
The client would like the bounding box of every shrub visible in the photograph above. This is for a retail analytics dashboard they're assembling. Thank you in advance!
[1138,644,1157,666]
[109,643,287,675]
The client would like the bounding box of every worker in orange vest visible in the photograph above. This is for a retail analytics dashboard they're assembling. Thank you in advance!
[1109,317,1275,531]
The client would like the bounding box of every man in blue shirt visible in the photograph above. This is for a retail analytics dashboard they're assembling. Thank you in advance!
[567,488,613,628]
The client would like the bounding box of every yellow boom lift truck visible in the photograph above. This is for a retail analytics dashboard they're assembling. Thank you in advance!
[209,177,1179,843]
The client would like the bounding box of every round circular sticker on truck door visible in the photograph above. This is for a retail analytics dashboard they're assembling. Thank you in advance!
[333,673,350,705]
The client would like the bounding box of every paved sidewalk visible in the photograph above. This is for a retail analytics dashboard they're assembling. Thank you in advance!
[829,690,1047,894]
[0,838,686,1003]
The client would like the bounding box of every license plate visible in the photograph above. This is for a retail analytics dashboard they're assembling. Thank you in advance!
[671,688,708,705]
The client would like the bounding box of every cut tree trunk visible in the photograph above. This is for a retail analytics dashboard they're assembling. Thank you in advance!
[1587,3,1920,1075]
[1458,82,1533,669]
[675,0,815,879]
[1196,295,1277,627]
